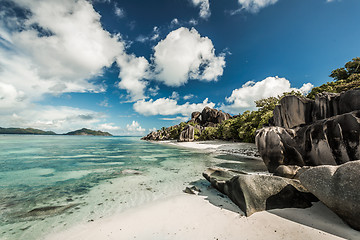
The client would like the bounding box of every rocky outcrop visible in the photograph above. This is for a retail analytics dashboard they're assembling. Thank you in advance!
[203,168,316,216]
[256,110,360,172]
[200,107,231,126]
[256,89,360,172]
[273,165,311,179]
[273,89,360,129]
[273,96,314,129]
[300,161,360,230]
[142,107,231,141]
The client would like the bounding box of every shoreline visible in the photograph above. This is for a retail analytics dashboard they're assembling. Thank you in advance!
[45,140,360,240]
[46,191,359,240]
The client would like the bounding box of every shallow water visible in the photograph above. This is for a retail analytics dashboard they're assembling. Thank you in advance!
[0,135,266,240]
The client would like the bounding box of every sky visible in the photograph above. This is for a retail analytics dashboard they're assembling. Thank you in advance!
[0,0,359,136]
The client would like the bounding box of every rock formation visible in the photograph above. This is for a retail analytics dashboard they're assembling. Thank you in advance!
[255,89,360,231]
[300,161,360,230]
[256,89,360,172]
[203,168,316,216]
[142,107,231,141]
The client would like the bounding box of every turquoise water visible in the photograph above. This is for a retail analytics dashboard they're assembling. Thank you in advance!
[0,135,266,239]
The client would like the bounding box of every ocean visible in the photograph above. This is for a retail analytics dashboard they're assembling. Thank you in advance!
[0,135,266,239]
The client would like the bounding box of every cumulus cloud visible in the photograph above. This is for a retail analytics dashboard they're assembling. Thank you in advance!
[221,76,313,114]
[234,0,279,13]
[126,121,146,132]
[133,97,215,116]
[0,82,26,111]
[160,116,189,122]
[191,0,211,19]
[0,0,150,108]
[116,54,150,101]
[0,105,105,133]
[98,123,120,131]
[152,27,225,87]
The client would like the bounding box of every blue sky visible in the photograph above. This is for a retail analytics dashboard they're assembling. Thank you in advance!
[0,0,359,135]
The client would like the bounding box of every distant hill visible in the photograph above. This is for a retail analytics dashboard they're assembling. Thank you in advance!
[65,128,112,136]
[0,127,57,135]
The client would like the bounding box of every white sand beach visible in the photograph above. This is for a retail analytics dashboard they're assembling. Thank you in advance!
[46,190,359,240]
[45,141,360,240]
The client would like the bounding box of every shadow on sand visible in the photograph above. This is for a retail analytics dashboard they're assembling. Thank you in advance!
[189,179,243,215]
[268,202,360,239]
[190,179,360,239]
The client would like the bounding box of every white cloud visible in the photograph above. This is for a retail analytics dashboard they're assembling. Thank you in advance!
[114,4,125,18]
[235,0,279,13]
[116,54,150,101]
[221,76,313,114]
[170,91,180,100]
[136,35,148,43]
[188,19,198,26]
[160,116,189,122]
[152,27,225,87]
[183,94,194,100]
[8,0,123,86]
[0,82,26,111]
[135,26,159,43]
[98,98,110,107]
[191,0,211,19]
[0,105,105,133]
[133,97,215,116]
[98,123,120,131]
[1,0,150,109]
[126,121,146,132]
[171,18,179,26]
[0,0,120,106]
[148,127,157,132]
[148,86,160,96]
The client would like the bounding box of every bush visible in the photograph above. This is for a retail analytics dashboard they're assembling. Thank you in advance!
[199,127,217,140]
[307,57,360,99]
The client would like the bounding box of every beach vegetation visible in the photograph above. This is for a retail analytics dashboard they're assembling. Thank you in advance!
[307,57,360,99]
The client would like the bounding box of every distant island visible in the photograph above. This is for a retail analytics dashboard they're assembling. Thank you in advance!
[0,127,57,135]
[65,128,112,136]
[0,127,112,136]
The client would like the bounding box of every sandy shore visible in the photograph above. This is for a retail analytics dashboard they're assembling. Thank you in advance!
[45,141,360,240]
[46,191,359,240]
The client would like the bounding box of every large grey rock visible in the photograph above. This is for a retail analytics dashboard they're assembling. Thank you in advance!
[256,111,360,172]
[273,95,314,129]
[339,89,360,115]
[274,165,311,179]
[312,92,340,121]
[273,89,360,129]
[178,124,202,142]
[300,161,360,230]
[255,126,304,172]
[200,107,231,125]
[203,168,316,216]
[179,125,195,142]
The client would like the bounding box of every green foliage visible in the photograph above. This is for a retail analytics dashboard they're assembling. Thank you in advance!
[329,68,349,81]
[345,57,360,75]
[199,127,217,140]
[194,127,200,140]
[307,57,360,99]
